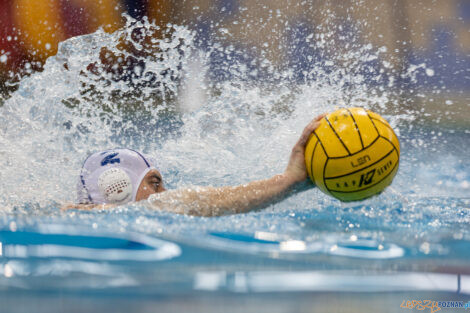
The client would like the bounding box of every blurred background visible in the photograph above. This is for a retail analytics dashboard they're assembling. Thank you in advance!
[0,0,469,111]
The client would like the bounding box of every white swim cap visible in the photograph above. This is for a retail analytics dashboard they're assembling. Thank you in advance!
[77,148,158,205]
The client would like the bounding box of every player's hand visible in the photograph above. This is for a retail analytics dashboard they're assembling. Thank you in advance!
[284,114,326,184]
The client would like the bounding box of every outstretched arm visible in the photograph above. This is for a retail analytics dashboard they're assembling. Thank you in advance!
[146,115,325,216]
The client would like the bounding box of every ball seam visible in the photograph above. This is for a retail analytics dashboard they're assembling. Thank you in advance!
[325,115,351,156]
[346,108,364,150]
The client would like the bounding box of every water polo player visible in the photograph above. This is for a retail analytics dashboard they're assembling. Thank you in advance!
[76,148,166,206]
[67,115,325,216]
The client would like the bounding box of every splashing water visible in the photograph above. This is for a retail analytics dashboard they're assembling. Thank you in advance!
[0,15,469,273]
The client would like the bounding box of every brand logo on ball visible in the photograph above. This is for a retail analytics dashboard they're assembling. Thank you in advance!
[377,160,393,176]
[351,155,371,168]
[358,169,376,187]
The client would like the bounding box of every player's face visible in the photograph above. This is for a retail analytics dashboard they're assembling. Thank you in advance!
[135,169,166,201]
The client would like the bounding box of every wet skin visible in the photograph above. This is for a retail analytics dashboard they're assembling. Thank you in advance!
[135,169,166,201]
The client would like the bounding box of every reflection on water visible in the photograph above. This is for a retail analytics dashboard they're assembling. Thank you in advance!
[205,231,404,259]
[194,271,469,293]
[0,227,181,261]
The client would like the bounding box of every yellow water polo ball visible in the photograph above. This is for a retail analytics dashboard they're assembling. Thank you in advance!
[304,107,400,201]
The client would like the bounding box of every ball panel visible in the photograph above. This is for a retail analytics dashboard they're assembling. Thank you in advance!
[304,134,318,180]
[311,143,329,194]
[367,110,390,126]
[315,118,349,158]
[324,148,399,197]
[371,118,400,154]
[347,107,379,147]
[324,137,393,178]
[326,109,363,154]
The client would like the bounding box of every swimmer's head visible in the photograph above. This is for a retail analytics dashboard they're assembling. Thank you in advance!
[77,148,165,205]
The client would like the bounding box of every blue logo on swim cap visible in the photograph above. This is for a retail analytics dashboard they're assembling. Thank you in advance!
[101,153,120,166]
